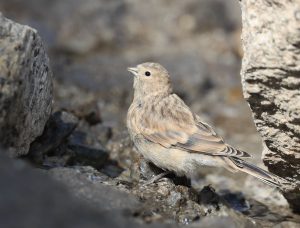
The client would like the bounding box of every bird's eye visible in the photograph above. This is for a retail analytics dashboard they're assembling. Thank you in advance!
[145,71,151,76]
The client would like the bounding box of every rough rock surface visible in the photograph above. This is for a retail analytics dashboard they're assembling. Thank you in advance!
[49,166,141,211]
[0,14,53,156]
[0,150,178,228]
[240,0,300,211]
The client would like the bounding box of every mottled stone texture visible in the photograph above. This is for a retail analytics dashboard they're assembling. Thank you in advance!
[240,0,300,212]
[0,14,53,156]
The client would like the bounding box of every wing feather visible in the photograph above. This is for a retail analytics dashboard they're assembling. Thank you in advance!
[138,94,250,158]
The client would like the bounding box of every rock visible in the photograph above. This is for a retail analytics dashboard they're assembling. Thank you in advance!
[28,111,78,162]
[132,179,206,224]
[243,199,286,227]
[240,0,300,212]
[274,221,300,228]
[219,190,250,213]
[130,177,258,225]
[167,191,182,207]
[48,166,141,212]
[243,176,289,209]
[99,162,124,178]
[0,153,103,228]
[191,216,257,228]
[28,110,110,169]
[0,148,186,228]
[66,125,109,168]
[199,186,222,206]
[0,13,53,156]
[67,144,108,168]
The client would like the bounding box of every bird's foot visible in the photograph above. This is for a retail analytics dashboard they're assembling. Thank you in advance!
[142,171,171,186]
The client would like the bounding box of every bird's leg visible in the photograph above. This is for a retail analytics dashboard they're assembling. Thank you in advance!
[142,171,171,186]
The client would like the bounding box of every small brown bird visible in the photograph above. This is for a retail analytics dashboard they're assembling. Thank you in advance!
[127,62,288,188]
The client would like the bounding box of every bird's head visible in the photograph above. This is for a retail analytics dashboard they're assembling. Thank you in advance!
[127,62,172,98]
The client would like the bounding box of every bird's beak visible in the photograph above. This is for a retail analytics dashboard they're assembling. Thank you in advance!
[127,67,138,76]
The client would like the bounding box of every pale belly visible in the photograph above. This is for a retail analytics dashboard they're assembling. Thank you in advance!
[133,135,222,177]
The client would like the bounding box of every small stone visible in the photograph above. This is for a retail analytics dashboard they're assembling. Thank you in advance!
[219,190,250,212]
[67,144,108,169]
[157,185,170,197]
[167,191,182,207]
[28,111,78,162]
[199,186,221,206]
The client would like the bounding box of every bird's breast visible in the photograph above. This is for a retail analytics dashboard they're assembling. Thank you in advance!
[127,102,143,139]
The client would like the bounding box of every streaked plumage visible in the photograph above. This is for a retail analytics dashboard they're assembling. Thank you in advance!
[127,62,290,188]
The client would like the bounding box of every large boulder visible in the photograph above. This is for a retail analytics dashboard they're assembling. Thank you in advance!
[240,0,300,212]
[0,13,53,156]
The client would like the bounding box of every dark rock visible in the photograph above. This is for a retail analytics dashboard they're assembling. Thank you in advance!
[0,14,53,156]
[100,162,124,178]
[64,124,109,169]
[28,111,78,162]
[199,186,222,206]
[220,190,250,213]
[67,144,108,168]
[68,127,105,149]
[28,115,110,169]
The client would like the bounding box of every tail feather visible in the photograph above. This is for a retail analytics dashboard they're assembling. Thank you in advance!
[229,157,290,188]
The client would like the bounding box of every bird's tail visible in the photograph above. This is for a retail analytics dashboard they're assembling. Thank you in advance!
[228,157,292,189]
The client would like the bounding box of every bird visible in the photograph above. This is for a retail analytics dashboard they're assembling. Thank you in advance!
[127,62,290,188]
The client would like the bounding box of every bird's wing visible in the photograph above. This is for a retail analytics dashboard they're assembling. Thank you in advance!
[139,94,250,158]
